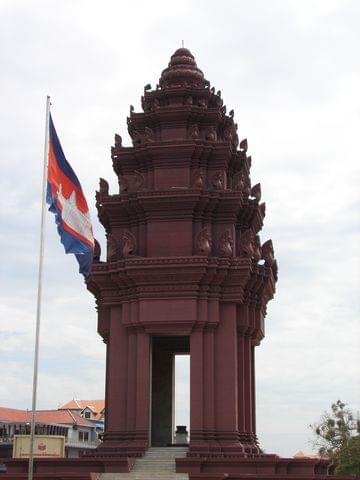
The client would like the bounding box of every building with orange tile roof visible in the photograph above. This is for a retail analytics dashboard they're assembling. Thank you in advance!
[0,406,99,459]
[58,399,105,422]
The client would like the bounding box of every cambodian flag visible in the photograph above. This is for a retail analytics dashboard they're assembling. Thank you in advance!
[46,114,94,276]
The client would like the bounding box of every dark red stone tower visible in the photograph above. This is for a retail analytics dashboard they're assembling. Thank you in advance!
[2,49,347,479]
[86,49,334,478]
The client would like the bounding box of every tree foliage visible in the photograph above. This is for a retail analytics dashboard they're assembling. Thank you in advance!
[310,400,360,476]
[334,435,360,476]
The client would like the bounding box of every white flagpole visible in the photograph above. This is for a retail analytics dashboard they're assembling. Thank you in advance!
[28,95,51,480]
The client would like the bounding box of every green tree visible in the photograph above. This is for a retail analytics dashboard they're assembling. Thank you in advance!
[334,435,360,476]
[310,400,360,476]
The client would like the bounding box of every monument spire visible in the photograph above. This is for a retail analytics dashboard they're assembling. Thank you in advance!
[85,48,338,479]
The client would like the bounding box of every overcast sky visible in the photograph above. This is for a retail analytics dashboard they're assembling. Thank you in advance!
[0,0,359,458]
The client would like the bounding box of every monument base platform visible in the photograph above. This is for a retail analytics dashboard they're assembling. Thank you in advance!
[176,454,354,479]
[188,476,354,480]
[1,456,133,478]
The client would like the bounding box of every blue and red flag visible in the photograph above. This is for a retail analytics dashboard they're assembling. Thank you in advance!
[46,114,94,276]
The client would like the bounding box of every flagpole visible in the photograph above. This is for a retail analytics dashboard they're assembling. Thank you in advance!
[28,95,51,480]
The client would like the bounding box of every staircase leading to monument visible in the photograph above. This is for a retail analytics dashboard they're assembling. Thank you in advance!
[100,447,188,480]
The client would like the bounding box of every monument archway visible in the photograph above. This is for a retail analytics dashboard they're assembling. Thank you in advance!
[151,336,189,447]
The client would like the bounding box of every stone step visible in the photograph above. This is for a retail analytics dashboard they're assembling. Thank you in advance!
[100,475,188,480]
[99,447,188,479]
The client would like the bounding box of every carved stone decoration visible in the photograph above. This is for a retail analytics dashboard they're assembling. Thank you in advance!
[99,178,109,195]
[211,171,224,190]
[260,202,266,216]
[233,172,245,191]
[272,259,279,281]
[251,183,261,202]
[214,94,222,107]
[131,129,141,146]
[144,126,155,142]
[206,126,217,141]
[184,95,193,106]
[122,231,137,258]
[114,133,122,147]
[107,234,118,262]
[261,239,275,266]
[93,239,101,262]
[198,97,207,108]
[219,230,233,257]
[253,235,262,262]
[192,168,205,189]
[189,123,200,139]
[233,171,250,195]
[241,173,251,196]
[95,189,101,206]
[224,127,233,142]
[239,229,254,258]
[153,98,160,109]
[134,170,145,191]
[119,175,129,193]
[141,96,148,112]
[239,138,248,153]
[233,132,239,149]
[196,228,212,256]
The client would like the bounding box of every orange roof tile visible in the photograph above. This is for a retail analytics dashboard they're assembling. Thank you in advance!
[59,399,105,413]
[293,450,322,459]
[0,407,28,423]
[0,407,94,428]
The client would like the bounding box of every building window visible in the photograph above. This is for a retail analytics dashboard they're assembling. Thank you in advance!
[79,431,89,442]
[84,411,91,419]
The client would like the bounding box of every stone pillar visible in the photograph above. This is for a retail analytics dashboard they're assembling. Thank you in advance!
[189,328,205,452]
[213,303,241,454]
[134,330,150,449]
[101,306,128,444]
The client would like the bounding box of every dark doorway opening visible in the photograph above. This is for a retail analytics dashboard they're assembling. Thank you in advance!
[151,336,190,447]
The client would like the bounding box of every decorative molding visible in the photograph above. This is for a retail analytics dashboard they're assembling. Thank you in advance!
[192,168,205,189]
[107,235,118,262]
[239,138,248,153]
[114,133,122,147]
[122,231,137,258]
[195,228,212,256]
[219,230,233,257]
[189,123,200,139]
[211,171,224,190]
[239,229,254,258]
[261,239,275,266]
[119,175,129,193]
[99,177,109,195]
[253,235,262,262]
[251,183,261,202]
[206,126,217,141]
[93,239,101,262]
[144,126,155,142]
[134,170,145,191]
[131,129,141,146]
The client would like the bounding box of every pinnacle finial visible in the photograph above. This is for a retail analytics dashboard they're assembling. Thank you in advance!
[159,48,205,89]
